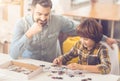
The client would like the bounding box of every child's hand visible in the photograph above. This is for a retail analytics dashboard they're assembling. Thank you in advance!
[53,56,63,65]
[67,63,81,70]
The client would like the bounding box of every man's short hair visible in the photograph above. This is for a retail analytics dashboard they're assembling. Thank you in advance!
[32,0,52,8]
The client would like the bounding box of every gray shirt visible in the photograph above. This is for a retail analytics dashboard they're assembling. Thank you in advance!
[10,14,78,62]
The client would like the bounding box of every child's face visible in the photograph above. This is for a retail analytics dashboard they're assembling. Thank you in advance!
[81,37,95,50]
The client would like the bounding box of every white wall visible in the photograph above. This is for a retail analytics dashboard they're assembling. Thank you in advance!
[97,0,117,4]
[117,0,120,4]
[8,5,21,25]
[24,0,32,16]
[52,0,72,14]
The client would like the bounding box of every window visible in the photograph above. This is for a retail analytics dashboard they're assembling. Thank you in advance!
[71,0,89,5]
[117,0,120,4]
[71,0,89,9]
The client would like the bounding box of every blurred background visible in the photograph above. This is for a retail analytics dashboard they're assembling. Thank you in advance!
[0,0,120,58]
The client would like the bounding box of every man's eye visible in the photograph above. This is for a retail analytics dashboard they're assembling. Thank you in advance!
[45,14,49,16]
[38,13,42,16]
[35,12,41,16]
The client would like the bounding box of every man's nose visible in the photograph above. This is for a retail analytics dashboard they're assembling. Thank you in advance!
[40,15,46,21]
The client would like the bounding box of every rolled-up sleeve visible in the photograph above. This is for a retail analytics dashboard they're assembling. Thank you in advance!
[97,47,111,74]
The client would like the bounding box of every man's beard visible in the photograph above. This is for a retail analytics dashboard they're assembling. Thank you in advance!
[37,19,47,27]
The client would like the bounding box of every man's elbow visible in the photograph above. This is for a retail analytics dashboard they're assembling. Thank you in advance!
[9,51,19,59]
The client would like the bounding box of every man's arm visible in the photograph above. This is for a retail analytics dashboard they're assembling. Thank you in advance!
[102,35,116,49]
[10,19,29,59]
[25,22,42,39]
[60,16,79,36]
[10,17,43,59]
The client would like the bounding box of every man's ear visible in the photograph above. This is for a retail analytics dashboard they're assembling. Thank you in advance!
[31,6,34,13]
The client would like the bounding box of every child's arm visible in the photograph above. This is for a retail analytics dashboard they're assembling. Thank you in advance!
[96,46,111,74]
[53,41,81,65]
[81,46,111,74]
[67,63,100,73]
[62,41,81,65]
[67,46,111,74]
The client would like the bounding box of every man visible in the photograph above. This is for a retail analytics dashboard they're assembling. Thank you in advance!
[10,0,115,62]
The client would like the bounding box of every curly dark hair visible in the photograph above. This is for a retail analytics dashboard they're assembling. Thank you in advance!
[77,18,103,43]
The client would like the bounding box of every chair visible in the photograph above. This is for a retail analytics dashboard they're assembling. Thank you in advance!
[62,36,80,64]
[101,42,120,75]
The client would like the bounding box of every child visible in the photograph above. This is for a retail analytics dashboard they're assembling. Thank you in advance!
[53,18,111,74]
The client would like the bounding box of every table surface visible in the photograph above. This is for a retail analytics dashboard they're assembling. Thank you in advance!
[63,3,120,21]
[0,53,119,81]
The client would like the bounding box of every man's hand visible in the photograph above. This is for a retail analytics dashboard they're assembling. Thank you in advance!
[25,22,42,39]
[106,37,116,49]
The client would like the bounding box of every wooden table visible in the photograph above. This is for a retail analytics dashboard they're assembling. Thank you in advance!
[63,3,120,38]
[0,53,119,81]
